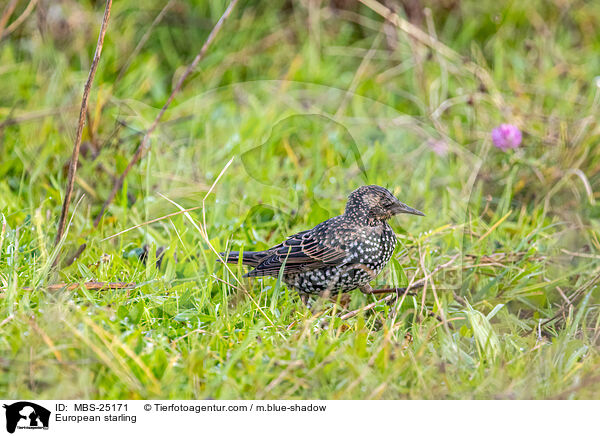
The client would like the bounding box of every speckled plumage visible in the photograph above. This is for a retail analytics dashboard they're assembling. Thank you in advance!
[221,185,424,298]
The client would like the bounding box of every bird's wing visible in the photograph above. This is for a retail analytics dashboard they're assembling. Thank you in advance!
[245,220,349,277]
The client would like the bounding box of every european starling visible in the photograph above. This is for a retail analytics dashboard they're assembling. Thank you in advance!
[221,185,424,301]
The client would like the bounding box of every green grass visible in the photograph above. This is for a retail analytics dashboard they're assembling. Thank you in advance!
[1,0,599,399]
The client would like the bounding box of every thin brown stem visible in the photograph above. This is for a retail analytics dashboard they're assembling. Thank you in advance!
[368,285,420,295]
[94,0,239,227]
[358,0,503,108]
[340,254,459,321]
[55,0,112,249]
[536,268,600,332]
[0,0,18,39]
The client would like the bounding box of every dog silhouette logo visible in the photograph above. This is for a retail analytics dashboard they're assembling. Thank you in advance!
[2,402,50,433]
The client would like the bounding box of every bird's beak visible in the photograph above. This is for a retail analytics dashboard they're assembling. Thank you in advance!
[391,201,425,216]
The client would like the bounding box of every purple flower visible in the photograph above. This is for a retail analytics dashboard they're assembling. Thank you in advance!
[492,124,522,151]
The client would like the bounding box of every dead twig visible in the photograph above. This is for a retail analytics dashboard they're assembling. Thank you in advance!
[358,0,503,108]
[94,0,239,227]
[535,268,600,332]
[1,281,136,292]
[335,24,383,118]
[0,0,18,39]
[551,374,600,400]
[55,0,112,249]
[28,316,63,363]
[340,254,460,321]
[211,274,246,294]
[1,0,38,38]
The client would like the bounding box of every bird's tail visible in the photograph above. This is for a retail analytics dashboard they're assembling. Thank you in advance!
[218,251,268,268]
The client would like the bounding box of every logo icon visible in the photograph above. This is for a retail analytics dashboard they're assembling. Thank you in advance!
[2,402,50,434]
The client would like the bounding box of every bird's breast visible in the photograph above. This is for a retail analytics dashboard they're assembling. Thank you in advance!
[345,223,395,267]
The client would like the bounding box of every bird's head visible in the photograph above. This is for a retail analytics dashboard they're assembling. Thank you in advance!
[345,185,425,221]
